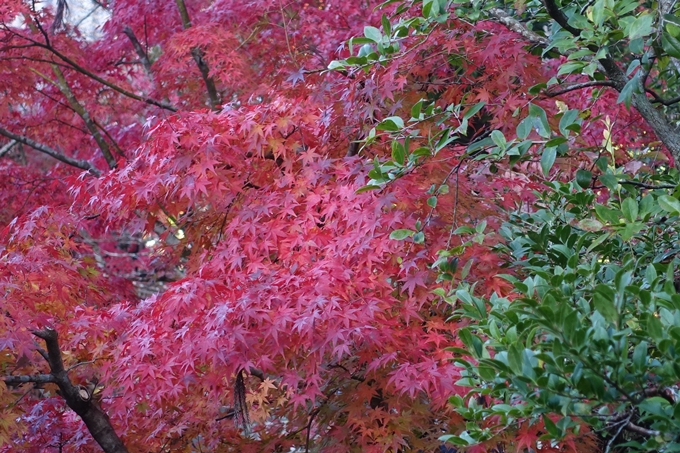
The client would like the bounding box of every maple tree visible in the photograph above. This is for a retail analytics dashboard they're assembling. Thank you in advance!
[0,0,679,452]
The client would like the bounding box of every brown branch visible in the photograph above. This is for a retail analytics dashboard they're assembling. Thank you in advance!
[0,126,101,176]
[487,8,549,46]
[491,1,680,166]
[10,25,176,111]
[546,80,617,96]
[619,180,676,189]
[642,386,677,404]
[645,88,680,106]
[122,26,153,76]
[626,421,660,437]
[174,0,221,110]
[3,374,56,385]
[248,367,266,381]
[0,139,17,158]
[52,66,117,169]
[31,329,129,453]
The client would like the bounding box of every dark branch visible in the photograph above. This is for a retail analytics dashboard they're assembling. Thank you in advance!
[122,26,153,75]
[31,329,129,453]
[487,8,549,45]
[626,421,660,437]
[10,27,176,111]
[51,0,70,33]
[645,88,680,106]
[536,0,680,165]
[541,0,581,36]
[619,180,676,189]
[546,80,617,96]
[0,126,101,176]
[174,0,221,110]
[0,139,17,158]
[3,374,56,385]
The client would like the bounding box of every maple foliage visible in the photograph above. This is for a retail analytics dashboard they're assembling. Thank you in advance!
[0,0,672,452]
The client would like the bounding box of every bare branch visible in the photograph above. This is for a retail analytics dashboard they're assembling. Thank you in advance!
[31,329,129,453]
[0,126,101,176]
[174,0,221,110]
[546,80,617,96]
[51,0,70,33]
[0,139,17,158]
[51,65,117,169]
[122,26,153,76]
[487,8,549,46]
[10,27,176,111]
[619,180,676,189]
[645,88,680,106]
[31,329,66,374]
[626,421,660,437]
[488,1,680,166]
[3,374,56,385]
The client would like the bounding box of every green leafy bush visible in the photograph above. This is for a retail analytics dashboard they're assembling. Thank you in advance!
[445,174,680,452]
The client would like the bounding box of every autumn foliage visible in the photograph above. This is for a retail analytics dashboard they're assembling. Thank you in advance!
[0,0,664,452]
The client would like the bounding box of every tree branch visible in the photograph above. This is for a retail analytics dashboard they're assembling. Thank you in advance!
[493,0,680,166]
[51,64,117,169]
[0,126,101,176]
[3,374,56,385]
[10,24,176,112]
[546,80,617,96]
[487,8,549,46]
[0,139,17,158]
[645,88,680,106]
[626,421,660,437]
[122,26,153,76]
[619,180,676,189]
[174,0,221,110]
[31,329,129,453]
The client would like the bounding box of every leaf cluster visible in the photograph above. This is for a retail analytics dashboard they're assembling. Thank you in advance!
[445,174,680,451]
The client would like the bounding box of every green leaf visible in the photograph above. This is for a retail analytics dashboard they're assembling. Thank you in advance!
[599,174,618,191]
[577,218,603,232]
[529,104,550,138]
[646,314,663,341]
[376,116,405,131]
[517,116,533,140]
[591,0,605,27]
[508,343,523,374]
[559,109,580,136]
[632,341,648,370]
[327,60,347,70]
[390,229,415,240]
[621,197,638,222]
[364,26,382,43]
[490,130,506,149]
[391,141,405,165]
[622,13,654,40]
[463,102,485,121]
[575,169,592,188]
[427,196,437,208]
[541,147,557,176]
[617,77,638,109]
[659,195,680,214]
[381,14,391,36]
[355,184,381,194]
[410,100,423,119]
[662,32,680,59]
[593,286,617,322]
